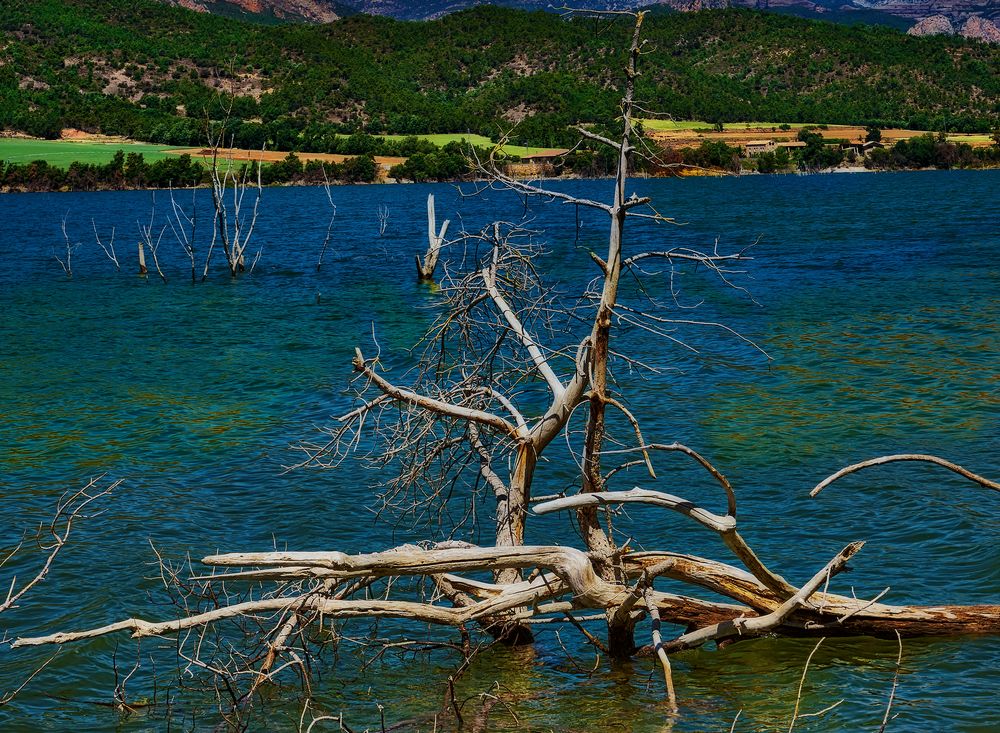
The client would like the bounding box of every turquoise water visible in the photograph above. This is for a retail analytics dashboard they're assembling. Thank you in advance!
[0,171,997,731]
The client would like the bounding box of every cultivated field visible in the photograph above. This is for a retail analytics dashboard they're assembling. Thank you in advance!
[640,120,995,149]
[3,125,991,173]
[168,147,406,175]
[640,119,814,132]
[0,137,185,168]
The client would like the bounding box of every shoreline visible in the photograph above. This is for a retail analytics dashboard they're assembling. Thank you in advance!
[4,165,999,195]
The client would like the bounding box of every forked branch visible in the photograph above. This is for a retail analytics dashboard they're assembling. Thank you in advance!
[2,476,121,615]
[352,348,522,439]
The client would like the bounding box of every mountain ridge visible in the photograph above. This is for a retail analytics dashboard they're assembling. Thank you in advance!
[156,0,1000,41]
[2,1,996,146]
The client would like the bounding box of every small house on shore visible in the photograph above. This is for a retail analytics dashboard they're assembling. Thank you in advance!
[743,140,776,156]
[507,148,571,178]
[841,140,885,157]
[518,149,571,164]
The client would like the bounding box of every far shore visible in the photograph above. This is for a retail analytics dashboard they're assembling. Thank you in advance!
[4,163,999,196]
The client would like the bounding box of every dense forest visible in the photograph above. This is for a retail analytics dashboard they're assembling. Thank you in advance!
[1,0,998,151]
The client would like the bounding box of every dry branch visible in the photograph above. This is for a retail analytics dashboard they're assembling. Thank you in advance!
[660,542,862,653]
[2,476,122,615]
[811,454,1000,496]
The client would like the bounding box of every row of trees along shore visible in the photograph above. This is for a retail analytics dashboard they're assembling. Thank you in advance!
[3,9,999,731]
[3,131,1000,193]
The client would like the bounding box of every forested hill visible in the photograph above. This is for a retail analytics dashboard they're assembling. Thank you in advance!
[2,0,997,149]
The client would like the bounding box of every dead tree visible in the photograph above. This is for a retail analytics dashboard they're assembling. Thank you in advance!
[137,240,147,276]
[376,204,390,237]
[138,196,168,284]
[416,193,449,280]
[168,187,198,284]
[205,118,264,279]
[209,153,263,278]
[316,166,337,272]
[92,220,120,271]
[54,215,79,278]
[11,9,1000,720]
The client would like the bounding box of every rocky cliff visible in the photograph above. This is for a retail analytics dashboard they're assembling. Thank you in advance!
[163,0,345,22]
[907,13,957,34]
[156,0,1000,42]
[959,14,1000,41]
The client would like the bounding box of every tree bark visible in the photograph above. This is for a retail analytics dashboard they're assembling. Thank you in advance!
[577,10,645,660]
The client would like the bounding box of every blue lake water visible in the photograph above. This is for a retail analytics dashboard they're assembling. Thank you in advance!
[0,170,997,731]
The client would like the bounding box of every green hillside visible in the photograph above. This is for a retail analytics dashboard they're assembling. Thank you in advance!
[1,0,997,152]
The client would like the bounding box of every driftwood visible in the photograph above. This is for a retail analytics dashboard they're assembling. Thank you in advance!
[15,457,999,656]
[1,477,121,706]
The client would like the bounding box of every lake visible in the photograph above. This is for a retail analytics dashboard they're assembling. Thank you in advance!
[0,170,997,731]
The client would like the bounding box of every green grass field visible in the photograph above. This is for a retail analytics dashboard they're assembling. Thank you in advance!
[3,135,562,170]
[0,139,186,168]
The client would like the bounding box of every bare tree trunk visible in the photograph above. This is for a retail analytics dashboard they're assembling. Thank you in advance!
[417,193,449,280]
[577,10,645,659]
[377,204,389,237]
[138,201,168,284]
[54,216,77,278]
[316,166,336,272]
[496,444,536,583]
[489,445,537,645]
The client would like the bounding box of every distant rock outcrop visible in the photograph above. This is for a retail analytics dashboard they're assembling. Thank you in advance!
[906,13,955,35]
[154,0,1000,43]
[163,0,343,22]
[960,15,1000,43]
[906,13,1000,42]
[655,0,731,10]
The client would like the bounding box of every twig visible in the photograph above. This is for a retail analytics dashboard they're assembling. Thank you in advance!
[788,638,825,733]
[877,630,903,733]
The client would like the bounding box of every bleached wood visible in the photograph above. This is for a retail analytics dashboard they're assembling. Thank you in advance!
[417,193,450,279]
[660,542,863,653]
[352,348,520,439]
[812,453,1000,496]
[644,587,677,710]
[534,488,735,532]
[481,259,565,398]
[15,544,741,647]
[92,220,119,271]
